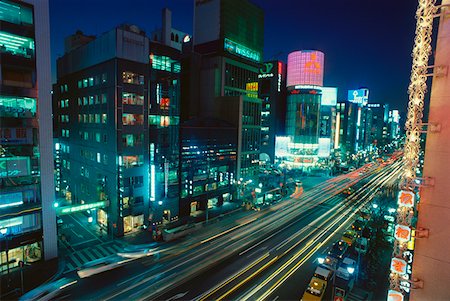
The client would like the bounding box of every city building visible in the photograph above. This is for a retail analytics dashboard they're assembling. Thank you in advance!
[283,50,324,169]
[148,40,182,224]
[258,60,286,164]
[185,0,264,181]
[410,3,450,299]
[150,8,191,51]
[318,87,338,159]
[179,117,237,217]
[53,25,151,237]
[364,103,389,149]
[0,0,57,275]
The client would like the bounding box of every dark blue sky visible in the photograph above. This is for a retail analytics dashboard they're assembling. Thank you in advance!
[50,0,417,111]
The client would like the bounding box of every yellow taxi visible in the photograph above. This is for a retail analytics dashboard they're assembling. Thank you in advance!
[300,276,326,301]
[341,230,357,246]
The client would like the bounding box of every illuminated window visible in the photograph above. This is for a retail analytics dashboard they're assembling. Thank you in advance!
[0,96,36,118]
[151,54,180,73]
[0,1,33,25]
[0,31,35,58]
[122,71,144,85]
[122,92,144,105]
[101,114,107,124]
[121,155,144,168]
[122,114,143,126]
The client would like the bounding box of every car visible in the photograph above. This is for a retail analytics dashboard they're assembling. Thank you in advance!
[341,230,357,246]
[19,277,77,301]
[342,187,354,195]
[319,255,338,270]
[301,276,326,301]
[313,266,333,282]
[328,240,348,259]
[336,257,357,280]
[77,256,133,278]
[361,226,372,239]
[351,219,365,232]
[355,237,369,254]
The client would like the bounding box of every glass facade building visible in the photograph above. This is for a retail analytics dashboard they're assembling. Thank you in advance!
[0,0,56,274]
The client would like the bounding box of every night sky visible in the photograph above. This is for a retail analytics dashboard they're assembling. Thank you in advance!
[50,0,418,111]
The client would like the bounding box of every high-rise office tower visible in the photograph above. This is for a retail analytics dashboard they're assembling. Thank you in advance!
[284,50,324,169]
[0,0,57,275]
[54,23,182,236]
[258,61,286,164]
[190,0,264,180]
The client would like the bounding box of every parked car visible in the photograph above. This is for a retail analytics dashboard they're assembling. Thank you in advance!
[351,219,365,232]
[355,237,369,254]
[328,240,348,259]
[341,230,357,246]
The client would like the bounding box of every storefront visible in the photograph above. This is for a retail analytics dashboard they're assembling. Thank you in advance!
[97,209,108,228]
[123,214,144,233]
[0,241,41,274]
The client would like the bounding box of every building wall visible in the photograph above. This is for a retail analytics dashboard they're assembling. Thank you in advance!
[411,2,450,300]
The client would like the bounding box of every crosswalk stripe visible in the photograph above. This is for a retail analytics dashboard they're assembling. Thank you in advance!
[105,246,117,254]
[111,244,123,252]
[77,251,89,263]
[66,262,75,271]
[82,250,96,261]
[68,253,83,267]
[91,248,103,258]
[96,247,109,257]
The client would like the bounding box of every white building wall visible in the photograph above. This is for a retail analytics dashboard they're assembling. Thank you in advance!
[411,1,450,299]
[25,0,58,260]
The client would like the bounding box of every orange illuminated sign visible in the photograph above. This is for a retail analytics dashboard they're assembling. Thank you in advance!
[160,98,170,109]
[397,190,415,208]
[387,290,404,301]
[391,258,407,275]
[304,52,322,75]
[246,82,258,92]
[394,225,412,242]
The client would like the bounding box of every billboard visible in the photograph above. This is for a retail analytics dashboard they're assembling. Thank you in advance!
[287,50,324,87]
[321,87,338,106]
[0,156,31,178]
[348,88,369,105]
[318,138,331,158]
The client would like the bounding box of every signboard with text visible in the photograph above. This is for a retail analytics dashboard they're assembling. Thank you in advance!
[0,156,31,178]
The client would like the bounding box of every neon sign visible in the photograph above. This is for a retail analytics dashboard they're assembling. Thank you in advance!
[56,201,107,215]
[258,62,274,78]
[0,157,31,178]
[224,38,261,62]
[397,190,415,208]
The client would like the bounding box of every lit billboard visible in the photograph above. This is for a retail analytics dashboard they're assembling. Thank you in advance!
[320,87,338,106]
[0,156,31,178]
[224,38,261,62]
[318,138,331,158]
[287,50,324,87]
[348,88,369,105]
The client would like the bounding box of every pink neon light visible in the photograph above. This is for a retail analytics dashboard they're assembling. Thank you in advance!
[287,50,324,87]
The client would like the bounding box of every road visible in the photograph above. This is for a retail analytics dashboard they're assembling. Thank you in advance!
[51,159,402,301]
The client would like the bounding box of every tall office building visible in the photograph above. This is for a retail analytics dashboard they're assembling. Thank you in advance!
[365,103,389,149]
[284,50,324,168]
[0,0,57,275]
[189,0,264,180]
[258,60,286,164]
[54,23,182,236]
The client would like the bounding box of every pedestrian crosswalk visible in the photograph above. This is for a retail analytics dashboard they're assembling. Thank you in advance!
[64,241,126,273]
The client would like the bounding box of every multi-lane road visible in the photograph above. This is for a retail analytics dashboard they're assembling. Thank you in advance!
[43,159,402,301]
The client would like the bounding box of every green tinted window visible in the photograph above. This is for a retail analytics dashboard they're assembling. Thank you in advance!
[0,31,35,58]
[0,0,33,25]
